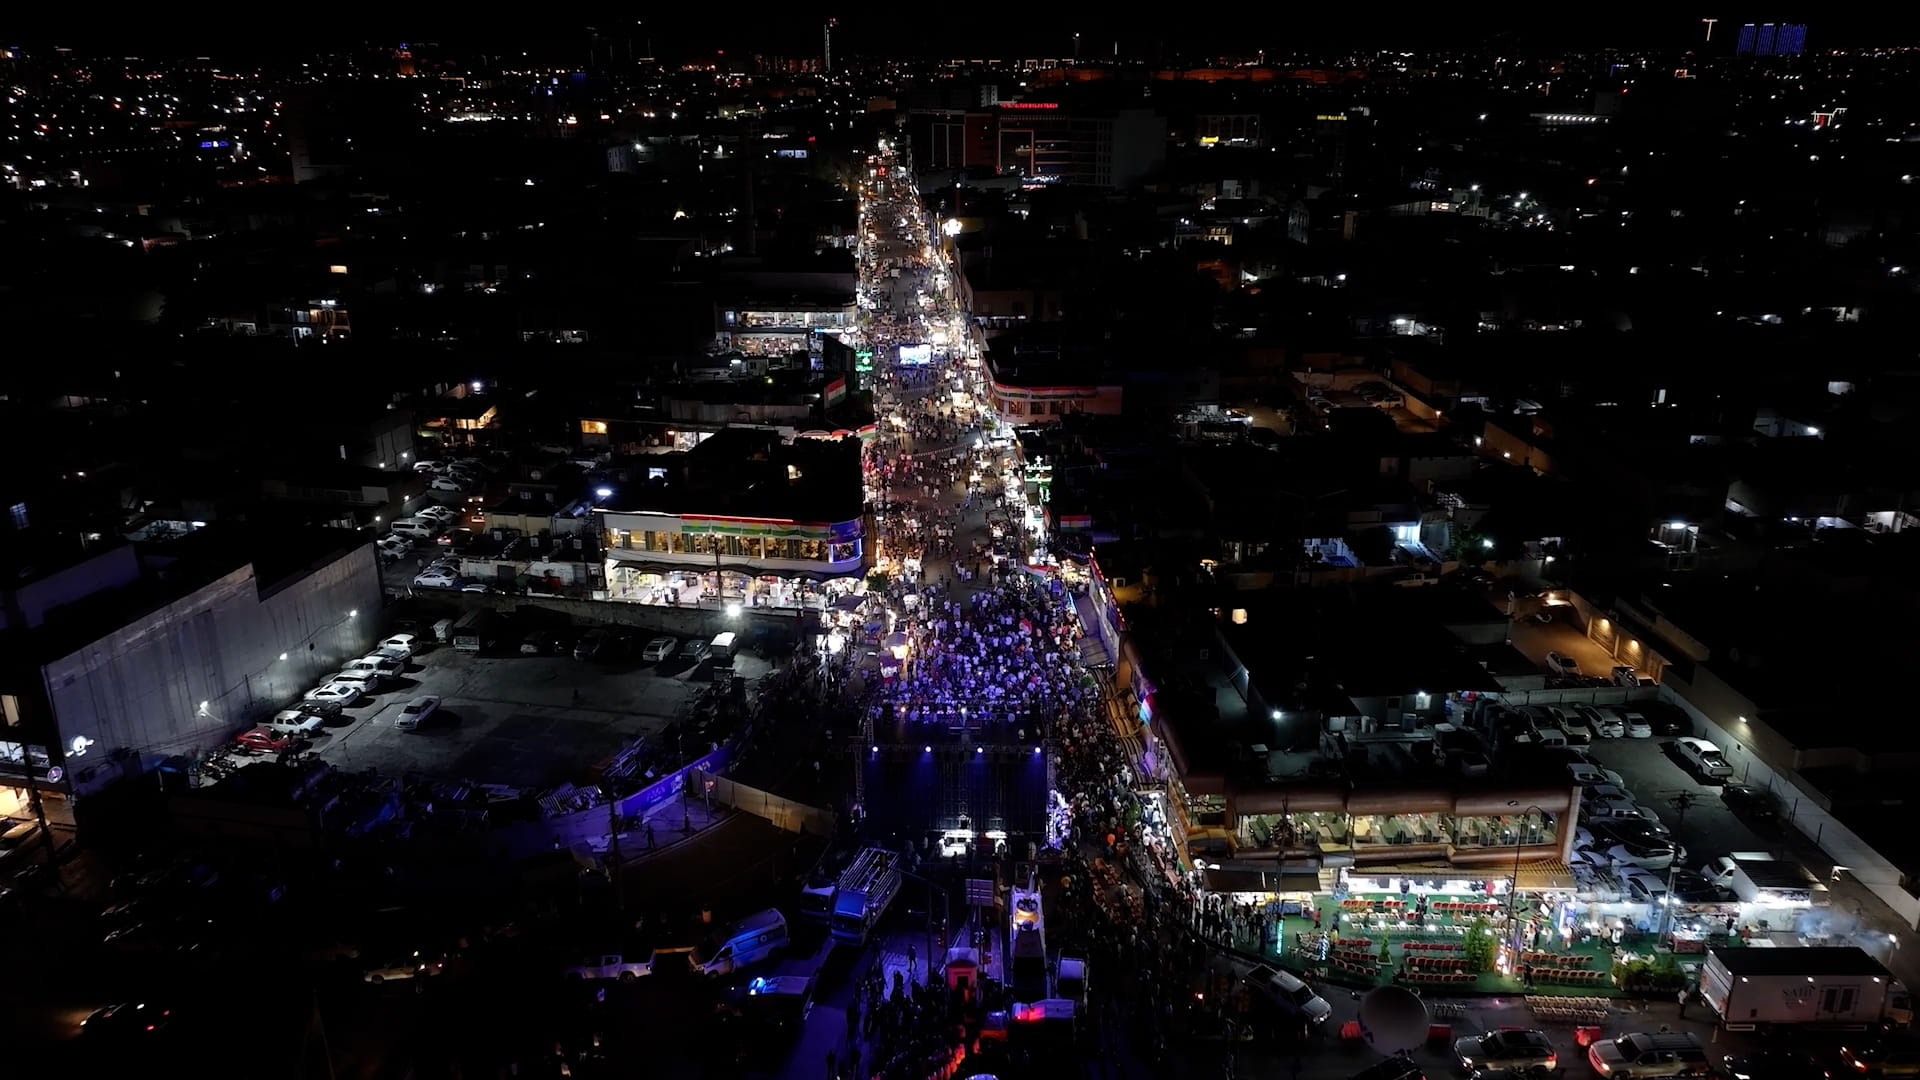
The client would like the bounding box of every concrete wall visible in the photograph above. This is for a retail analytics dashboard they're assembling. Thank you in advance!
[43,550,384,794]
[696,769,835,836]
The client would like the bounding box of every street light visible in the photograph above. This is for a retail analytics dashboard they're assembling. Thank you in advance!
[1506,801,1549,936]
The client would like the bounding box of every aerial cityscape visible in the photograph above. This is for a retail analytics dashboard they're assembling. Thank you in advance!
[1,14,1918,1080]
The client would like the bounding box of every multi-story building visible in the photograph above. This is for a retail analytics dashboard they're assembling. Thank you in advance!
[597,427,869,611]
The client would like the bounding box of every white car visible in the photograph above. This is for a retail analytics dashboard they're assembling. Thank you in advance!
[416,505,459,524]
[266,710,327,737]
[641,636,677,661]
[346,654,404,679]
[412,460,444,473]
[1618,867,1672,905]
[1545,651,1581,677]
[1672,736,1734,779]
[428,477,468,493]
[1567,763,1626,788]
[324,669,382,693]
[1577,704,1623,738]
[1599,841,1679,872]
[376,634,419,659]
[394,696,439,732]
[413,571,458,589]
[375,535,411,555]
[1618,709,1653,738]
[304,682,362,707]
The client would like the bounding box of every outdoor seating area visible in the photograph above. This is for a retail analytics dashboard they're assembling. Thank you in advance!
[1402,941,1461,954]
[1522,950,1591,968]
[1406,957,1472,972]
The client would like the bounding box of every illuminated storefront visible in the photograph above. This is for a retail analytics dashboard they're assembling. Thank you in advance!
[601,511,869,610]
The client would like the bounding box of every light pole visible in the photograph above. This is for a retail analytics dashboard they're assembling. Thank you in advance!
[1506,802,1548,939]
[1659,792,1700,938]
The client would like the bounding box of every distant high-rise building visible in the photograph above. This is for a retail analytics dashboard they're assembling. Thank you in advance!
[824,18,835,74]
[1736,22,1807,56]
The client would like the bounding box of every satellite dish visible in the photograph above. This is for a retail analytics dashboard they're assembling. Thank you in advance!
[1357,984,1430,1055]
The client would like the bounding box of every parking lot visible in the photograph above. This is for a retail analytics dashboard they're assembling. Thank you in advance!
[1579,734,1779,866]
[303,638,773,788]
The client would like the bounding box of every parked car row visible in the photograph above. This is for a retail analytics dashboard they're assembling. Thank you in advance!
[233,634,426,753]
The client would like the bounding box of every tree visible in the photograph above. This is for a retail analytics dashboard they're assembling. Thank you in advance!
[1379,937,1393,967]
[1462,916,1497,974]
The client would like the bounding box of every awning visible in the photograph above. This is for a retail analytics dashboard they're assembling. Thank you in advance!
[1513,860,1575,891]
[1202,867,1322,895]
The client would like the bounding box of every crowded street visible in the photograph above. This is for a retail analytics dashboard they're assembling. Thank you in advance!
[815,139,1750,1080]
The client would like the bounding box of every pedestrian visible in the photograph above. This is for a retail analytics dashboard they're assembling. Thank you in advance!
[1522,963,1534,989]
[646,823,656,850]
[825,1047,837,1079]
[1676,987,1688,1018]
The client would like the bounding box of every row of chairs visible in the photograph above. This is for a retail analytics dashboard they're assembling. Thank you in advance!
[1430,902,1503,915]
[1523,951,1592,968]
[1404,941,1462,953]
[1333,938,1373,949]
[1406,971,1477,986]
[1409,957,1473,972]
[1331,957,1381,978]
[1531,1002,1611,1024]
[1335,950,1379,966]
[1534,968,1609,987]
[1527,995,1610,1011]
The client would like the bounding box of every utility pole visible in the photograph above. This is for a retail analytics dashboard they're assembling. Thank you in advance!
[604,785,626,911]
[1659,792,1700,938]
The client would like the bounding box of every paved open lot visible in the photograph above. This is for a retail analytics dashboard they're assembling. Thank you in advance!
[305,641,771,787]
[1579,734,1779,863]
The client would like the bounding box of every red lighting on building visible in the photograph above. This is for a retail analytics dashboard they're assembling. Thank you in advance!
[999,102,1060,110]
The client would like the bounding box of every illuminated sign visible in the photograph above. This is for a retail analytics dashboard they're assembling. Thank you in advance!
[999,102,1059,110]
[199,139,231,148]
[897,343,932,366]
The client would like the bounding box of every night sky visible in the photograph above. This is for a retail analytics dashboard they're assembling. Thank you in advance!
[18,12,1920,63]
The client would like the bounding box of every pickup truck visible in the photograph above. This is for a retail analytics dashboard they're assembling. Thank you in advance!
[562,947,693,982]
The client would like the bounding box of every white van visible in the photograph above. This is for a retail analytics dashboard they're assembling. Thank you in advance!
[391,519,439,541]
[709,631,737,662]
[693,908,788,976]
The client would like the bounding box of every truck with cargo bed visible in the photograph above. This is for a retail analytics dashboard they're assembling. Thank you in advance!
[1701,946,1911,1031]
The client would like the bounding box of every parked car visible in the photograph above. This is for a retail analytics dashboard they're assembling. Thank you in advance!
[1617,709,1654,739]
[641,636,678,662]
[234,727,298,754]
[1557,709,1597,744]
[1578,704,1624,739]
[324,669,382,693]
[521,629,574,655]
[1618,868,1674,905]
[344,655,404,680]
[679,638,712,662]
[1599,840,1681,872]
[265,711,326,737]
[394,696,440,732]
[1545,651,1582,677]
[1720,784,1778,823]
[574,628,619,661]
[412,571,459,589]
[427,477,468,493]
[304,682,362,707]
[1671,736,1734,779]
[1455,1028,1558,1075]
[1568,763,1627,788]
[376,634,419,659]
[415,505,459,524]
[1611,665,1644,687]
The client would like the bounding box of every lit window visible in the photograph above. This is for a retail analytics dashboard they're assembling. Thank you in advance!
[580,419,609,435]
[8,503,26,529]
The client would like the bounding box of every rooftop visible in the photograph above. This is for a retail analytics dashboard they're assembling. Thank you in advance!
[596,427,864,524]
